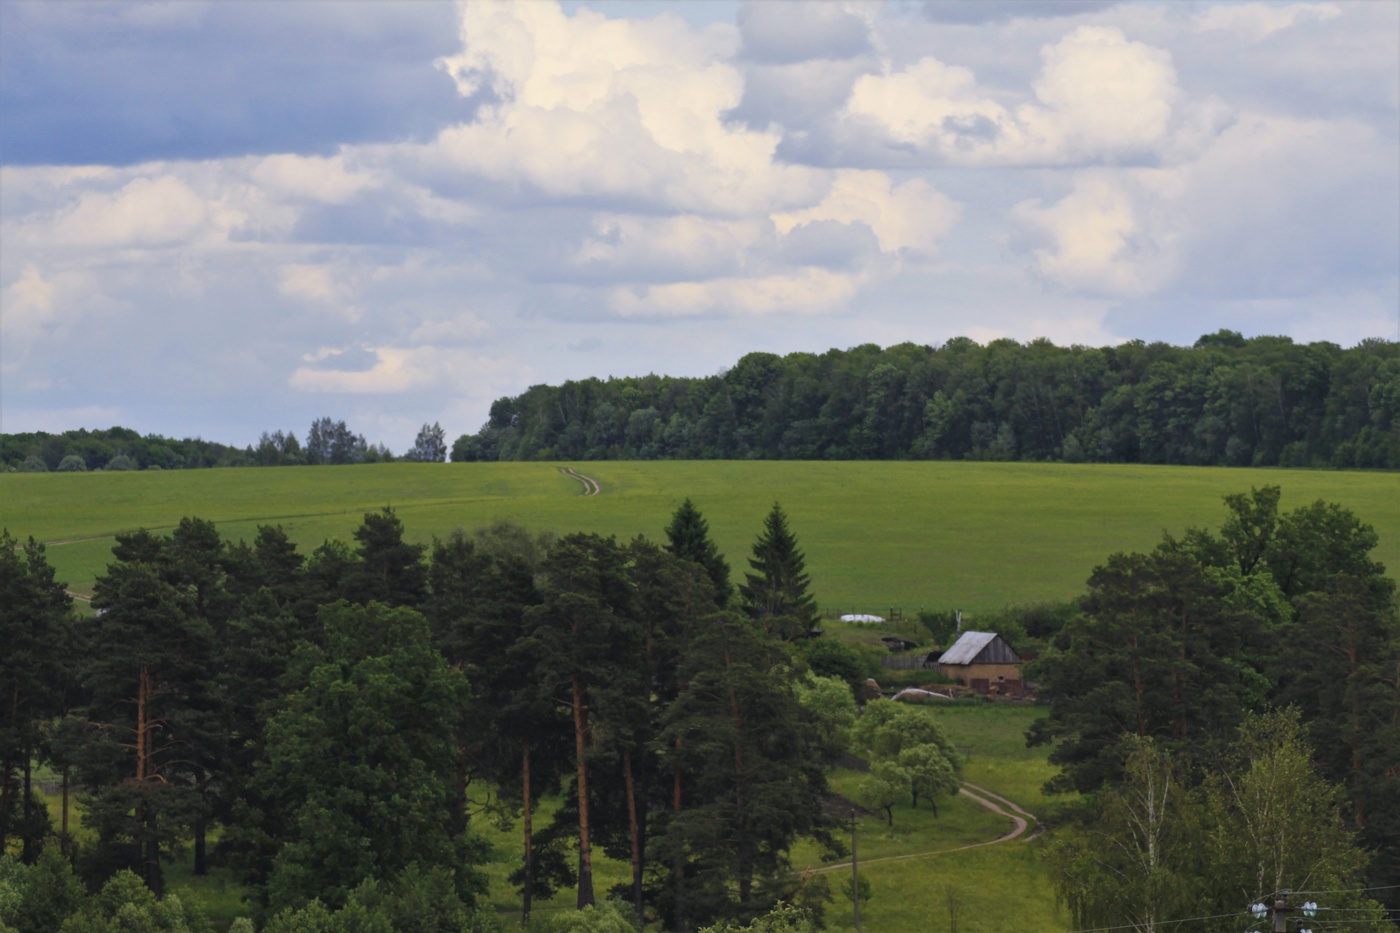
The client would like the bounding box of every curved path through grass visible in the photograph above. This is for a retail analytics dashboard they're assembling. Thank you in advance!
[809,780,1035,874]
[558,467,601,496]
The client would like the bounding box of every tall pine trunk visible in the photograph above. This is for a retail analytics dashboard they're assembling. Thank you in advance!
[21,754,34,862]
[672,740,686,933]
[61,768,71,856]
[1,683,16,851]
[572,675,595,908]
[724,648,753,908]
[135,666,163,894]
[623,747,644,920]
[522,745,534,925]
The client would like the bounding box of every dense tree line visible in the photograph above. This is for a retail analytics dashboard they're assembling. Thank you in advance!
[451,333,1400,468]
[1029,486,1400,925]
[0,501,844,931]
[0,421,447,472]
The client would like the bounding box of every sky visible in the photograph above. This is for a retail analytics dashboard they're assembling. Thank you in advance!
[1,0,1397,451]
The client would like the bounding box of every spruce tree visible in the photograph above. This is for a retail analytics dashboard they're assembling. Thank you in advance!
[739,503,818,640]
[664,499,732,606]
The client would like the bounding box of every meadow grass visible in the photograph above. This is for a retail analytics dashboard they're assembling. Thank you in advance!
[5,461,1396,612]
[823,839,1068,933]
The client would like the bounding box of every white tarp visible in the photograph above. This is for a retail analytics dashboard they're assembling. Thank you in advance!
[839,613,885,623]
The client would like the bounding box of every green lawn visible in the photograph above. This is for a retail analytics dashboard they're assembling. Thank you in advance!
[5,461,1396,612]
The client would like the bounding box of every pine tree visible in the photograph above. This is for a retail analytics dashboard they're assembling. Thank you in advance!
[345,507,427,608]
[84,542,213,895]
[517,533,639,909]
[658,611,832,926]
[0,534,73,861]
[665,499,732,606]
[739,504,818,640]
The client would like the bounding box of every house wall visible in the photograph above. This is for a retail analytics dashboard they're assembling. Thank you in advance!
[947,662,1023,694]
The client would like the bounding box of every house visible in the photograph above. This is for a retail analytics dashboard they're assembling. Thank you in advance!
[934,631,1024,696]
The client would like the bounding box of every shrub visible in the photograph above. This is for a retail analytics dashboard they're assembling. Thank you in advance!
[57,455,88,472]
[104,455,133,471]
[18,457,47,473]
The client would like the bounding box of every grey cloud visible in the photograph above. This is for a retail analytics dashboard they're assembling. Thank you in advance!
[779,220,881,270]
[727,56,876,132]
[0,0,466,165]
[916,1,1118,25]
[737,1,872,64]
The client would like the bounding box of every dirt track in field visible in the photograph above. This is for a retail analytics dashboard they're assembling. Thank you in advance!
[559,467,601,496]
[806,781,1036,874]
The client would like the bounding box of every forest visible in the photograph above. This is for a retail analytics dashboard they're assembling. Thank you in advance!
[451,333,1400,469]
[0,419,444,473]
[0,502,880,932]
[6,334,1398,477]
[2,486,1398,932]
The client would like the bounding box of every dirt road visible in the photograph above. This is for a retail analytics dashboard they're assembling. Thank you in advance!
[559,467,600,496]
[807,781,1035,874]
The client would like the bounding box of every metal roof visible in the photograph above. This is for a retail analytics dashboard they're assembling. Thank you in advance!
[937,631,1003,666]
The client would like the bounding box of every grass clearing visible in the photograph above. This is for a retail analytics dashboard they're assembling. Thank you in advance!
[5,461,1396,611]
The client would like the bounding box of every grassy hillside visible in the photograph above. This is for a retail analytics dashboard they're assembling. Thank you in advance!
[3,460,1396,612]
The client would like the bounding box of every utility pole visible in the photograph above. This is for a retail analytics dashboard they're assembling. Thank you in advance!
[851,808,861,932]
[1273,891,1292,933]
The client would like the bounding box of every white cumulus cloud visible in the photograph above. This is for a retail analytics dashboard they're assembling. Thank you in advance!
[844,25,1181,166]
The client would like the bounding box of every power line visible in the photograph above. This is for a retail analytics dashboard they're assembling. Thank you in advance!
[1287,884,1400,897]
[1062,910,1250,933]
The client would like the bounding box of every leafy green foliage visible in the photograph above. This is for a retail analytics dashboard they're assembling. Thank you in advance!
[791,675,857,764]
[259,603,482,912]
[406,422,448,463]
[1051,714,1392,933]
[449,336,1400,467]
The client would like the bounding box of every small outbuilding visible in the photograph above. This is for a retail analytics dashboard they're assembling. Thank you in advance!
[935,631,1024,696]
[880,635,919,653]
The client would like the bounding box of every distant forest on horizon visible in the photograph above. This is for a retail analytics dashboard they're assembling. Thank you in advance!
[457,330,1400,469]
[4,331,1399,472]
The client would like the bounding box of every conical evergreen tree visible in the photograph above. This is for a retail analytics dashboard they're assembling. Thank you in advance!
[664,499,731,606]
[739,503,818,641]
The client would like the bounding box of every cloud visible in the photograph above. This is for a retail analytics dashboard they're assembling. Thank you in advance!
[0,265,55,358]
[608,267,864,317]
[1,0,1395,453]
[1010,171,1173,296]
[737,1,872,64]
[570,214,772,281]
[772,169,960,255]
[0,0,464,166]
[918,1,1118,25]
[407,313,491,344]
[428,0,823,216]
[1192,3,1341,42]
[288,345,525,396]
[250,154,378,204]
[843,25,1181,166]
[51,175,209,247]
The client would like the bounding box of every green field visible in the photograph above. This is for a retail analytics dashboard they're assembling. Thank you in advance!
[3,461,1396,612]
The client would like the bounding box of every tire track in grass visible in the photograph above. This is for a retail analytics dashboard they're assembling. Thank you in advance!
[805,782,1034,874]
[559,467,601,496]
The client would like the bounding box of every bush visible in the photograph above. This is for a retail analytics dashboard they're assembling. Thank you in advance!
[56,455,87,472]
[18,457,47,473]
[530,901,637,933]
[104,455,133,471]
